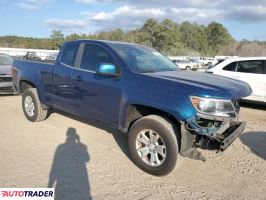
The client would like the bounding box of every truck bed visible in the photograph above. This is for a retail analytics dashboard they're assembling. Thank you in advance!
[12,59,54,99]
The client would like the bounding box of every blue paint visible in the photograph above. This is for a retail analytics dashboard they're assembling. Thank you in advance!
[13,40,252,130]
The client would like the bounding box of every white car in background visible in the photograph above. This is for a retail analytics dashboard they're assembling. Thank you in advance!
[207,57,266,103]
[212,56,238,66]
[197,57,213,66]
[46,53,58,62]
[173,59,202,70]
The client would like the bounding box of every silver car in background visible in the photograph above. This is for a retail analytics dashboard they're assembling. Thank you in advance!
[0,54,16,94]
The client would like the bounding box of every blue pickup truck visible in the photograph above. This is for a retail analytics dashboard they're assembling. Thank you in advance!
[12,40,251,176]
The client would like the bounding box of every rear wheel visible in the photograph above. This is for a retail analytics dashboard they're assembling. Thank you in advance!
[128,115,180,176]
[186,66,192,70]
[22,88,48,122]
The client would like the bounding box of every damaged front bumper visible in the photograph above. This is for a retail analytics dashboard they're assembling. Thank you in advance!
[219,122,245,151]
[180,107,246,160]
[192,121,245,152]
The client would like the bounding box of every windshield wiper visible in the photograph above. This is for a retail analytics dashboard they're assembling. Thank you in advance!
[139,70,156,73]
[166,69,178,71]
[139,68,178,73]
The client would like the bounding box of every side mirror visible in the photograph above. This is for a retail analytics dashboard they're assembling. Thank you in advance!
[96,63,119,77]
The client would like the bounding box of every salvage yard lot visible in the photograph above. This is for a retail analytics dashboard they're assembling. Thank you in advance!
[0,95,265,200]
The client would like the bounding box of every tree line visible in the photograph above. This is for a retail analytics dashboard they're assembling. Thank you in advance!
[0,18,265,57]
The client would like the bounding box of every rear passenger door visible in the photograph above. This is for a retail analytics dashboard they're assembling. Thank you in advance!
[223,60,266,102]
[235,60,266,102]
[52,42,80,112]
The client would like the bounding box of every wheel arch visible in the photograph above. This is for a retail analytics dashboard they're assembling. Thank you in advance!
[122,104,181,133]
[19,80,49,110]
[19,79,36,93]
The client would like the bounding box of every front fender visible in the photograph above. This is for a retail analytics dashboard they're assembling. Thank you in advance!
[119,98,196,130]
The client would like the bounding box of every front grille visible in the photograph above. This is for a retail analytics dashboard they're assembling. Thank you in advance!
[0,86,13,92]
[0,77,12,82]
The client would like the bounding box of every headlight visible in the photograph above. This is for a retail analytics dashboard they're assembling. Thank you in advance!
[191,96,235,117]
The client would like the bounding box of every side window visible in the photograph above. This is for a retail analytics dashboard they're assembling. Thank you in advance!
[80,44,115,71]
[60,43,79,67]
[223,62,237,71]
[237,60,264,74]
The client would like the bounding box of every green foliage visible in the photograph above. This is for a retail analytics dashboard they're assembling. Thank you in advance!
[50,30,64,49]
[206,22,234,55]
[0,19,237,56]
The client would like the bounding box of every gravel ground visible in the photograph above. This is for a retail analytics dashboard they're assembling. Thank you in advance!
[0,95,265,200]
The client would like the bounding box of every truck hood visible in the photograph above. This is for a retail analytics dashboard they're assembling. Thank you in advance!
[146,70,251,99]
[0,65,11,75]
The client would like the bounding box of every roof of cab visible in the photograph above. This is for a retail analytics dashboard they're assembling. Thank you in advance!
[66,39,141,46]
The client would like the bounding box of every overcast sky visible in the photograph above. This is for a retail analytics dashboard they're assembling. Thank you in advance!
[0,0,266,40]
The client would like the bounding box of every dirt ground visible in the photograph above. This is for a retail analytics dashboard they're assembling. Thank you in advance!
[0,95,265,200]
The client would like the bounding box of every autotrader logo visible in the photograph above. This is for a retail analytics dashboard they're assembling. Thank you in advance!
[0,188,54,200]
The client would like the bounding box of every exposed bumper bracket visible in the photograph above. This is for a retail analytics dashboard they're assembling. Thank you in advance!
[219,122,245,151]
[180,123,206,161]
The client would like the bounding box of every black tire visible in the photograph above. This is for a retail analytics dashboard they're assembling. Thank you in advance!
[186,66,191,70]
[22,88,48,122]
[128,115,180,176]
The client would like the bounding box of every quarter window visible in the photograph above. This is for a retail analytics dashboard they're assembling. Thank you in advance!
[80,44,115,71]
[223,62,237,71]
[60,43,79,67]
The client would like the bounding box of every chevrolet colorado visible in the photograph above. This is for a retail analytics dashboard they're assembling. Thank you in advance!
[12,40,251,176]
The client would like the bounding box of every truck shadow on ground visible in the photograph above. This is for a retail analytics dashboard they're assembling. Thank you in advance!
[240,101,266,111]
[48,127,92,200]
[54,110,130,158]
[240,131,266,160]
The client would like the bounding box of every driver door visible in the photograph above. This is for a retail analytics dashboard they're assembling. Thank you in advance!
[71,43,122,125]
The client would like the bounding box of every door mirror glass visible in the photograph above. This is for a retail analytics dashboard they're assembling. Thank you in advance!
[96,63,118,77]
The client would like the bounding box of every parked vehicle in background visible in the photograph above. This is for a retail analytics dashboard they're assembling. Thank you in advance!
[168,56,188,61]
[197,57,213,66]
[173,59,201,70]
[45,53,58,62]
[12,40,251,176]
[212,56,238,67]
[212,56,227,66]
[0,53,16,94]
[23,52,41,61]
[207,57,266,103]
[188,59,203,70]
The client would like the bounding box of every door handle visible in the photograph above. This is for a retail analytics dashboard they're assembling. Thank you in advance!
[232,75,240,79]
[74,76,82,81]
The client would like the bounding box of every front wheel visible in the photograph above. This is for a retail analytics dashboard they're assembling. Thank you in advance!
[128,115,180,176]
[22,88,48,122]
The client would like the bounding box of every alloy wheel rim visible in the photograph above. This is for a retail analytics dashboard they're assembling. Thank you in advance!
[24,96,35,117]
[136,129,167,167]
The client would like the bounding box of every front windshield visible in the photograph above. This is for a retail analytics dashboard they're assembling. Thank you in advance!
[0,55,12,65]
[109,43,179,73]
